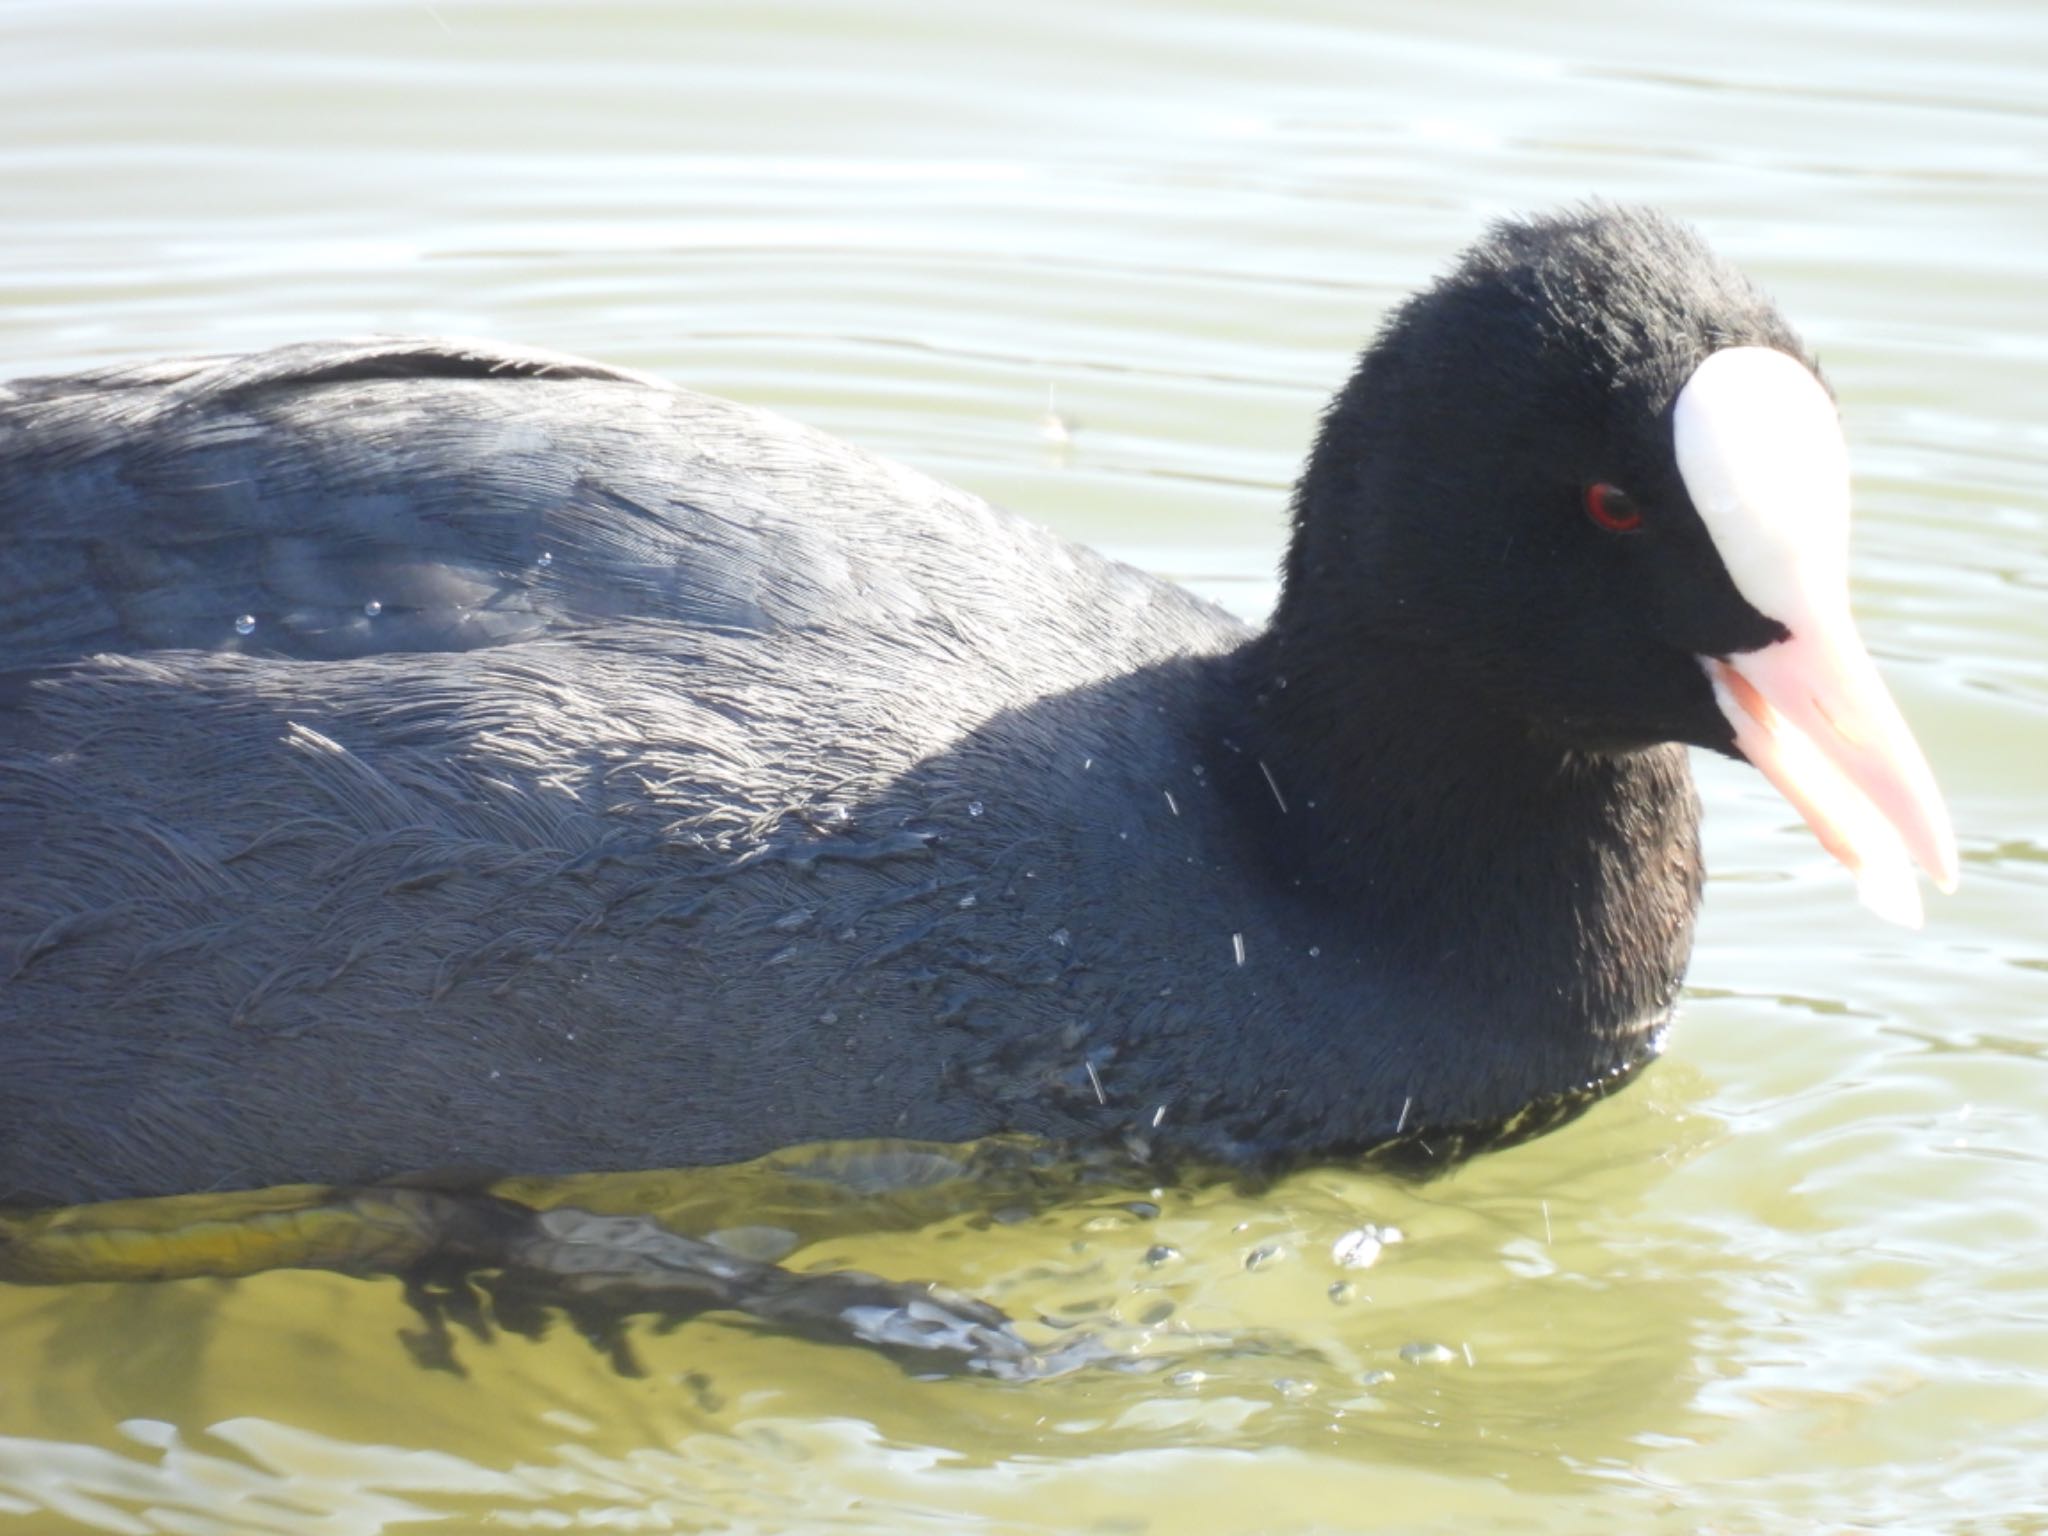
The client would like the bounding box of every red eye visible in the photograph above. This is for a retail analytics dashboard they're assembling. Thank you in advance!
[1584,482,1643,533]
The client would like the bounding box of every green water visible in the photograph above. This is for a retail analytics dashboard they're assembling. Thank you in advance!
[2,0,2044,1530]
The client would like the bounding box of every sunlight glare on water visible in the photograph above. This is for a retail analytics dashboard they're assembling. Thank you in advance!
[1,0,2045,1531]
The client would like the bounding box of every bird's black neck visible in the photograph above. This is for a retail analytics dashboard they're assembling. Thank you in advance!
[1183,621,1701,1153]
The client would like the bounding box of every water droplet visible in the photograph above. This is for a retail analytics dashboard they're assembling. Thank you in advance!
[1275,1377,1317,1401]
[1308,945,1322,958]
[1139,1299,1175,1326]
[1232,932,1246,966]
[1169,1369,1207,1388]
[1244,1243,1283,1271]
[1275,675,1289,689]
[1050,928,1070,948]
[233,614,257,636]
[362,599,383,618]
[1328,1281,1357,1305]
[1332,1229,1384,1269]
[967,800,984,817]
[957,893,977,909]
[536,551,554,568]
[1399,1341,1458,1366]
[1144,1243,1180,1267]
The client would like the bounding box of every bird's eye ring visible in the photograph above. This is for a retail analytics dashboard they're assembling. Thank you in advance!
[1585,482,1644,533]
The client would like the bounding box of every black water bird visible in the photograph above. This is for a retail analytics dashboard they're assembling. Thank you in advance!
[0,206,1954,1206]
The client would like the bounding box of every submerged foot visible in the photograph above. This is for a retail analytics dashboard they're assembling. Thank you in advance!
[0,1177,1110,1380]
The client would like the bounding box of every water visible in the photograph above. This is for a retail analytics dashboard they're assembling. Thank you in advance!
[2,0,2044,1530]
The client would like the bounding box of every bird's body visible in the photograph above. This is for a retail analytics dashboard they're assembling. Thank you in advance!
[0,209,1953,1206]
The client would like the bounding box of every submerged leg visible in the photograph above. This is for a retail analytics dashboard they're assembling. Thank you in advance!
[0,1178,1105,1379]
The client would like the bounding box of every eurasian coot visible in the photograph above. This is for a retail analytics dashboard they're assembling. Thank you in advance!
[0,206,1955,1206]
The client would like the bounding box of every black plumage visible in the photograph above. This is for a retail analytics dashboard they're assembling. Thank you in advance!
[0,208,1833,1203]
